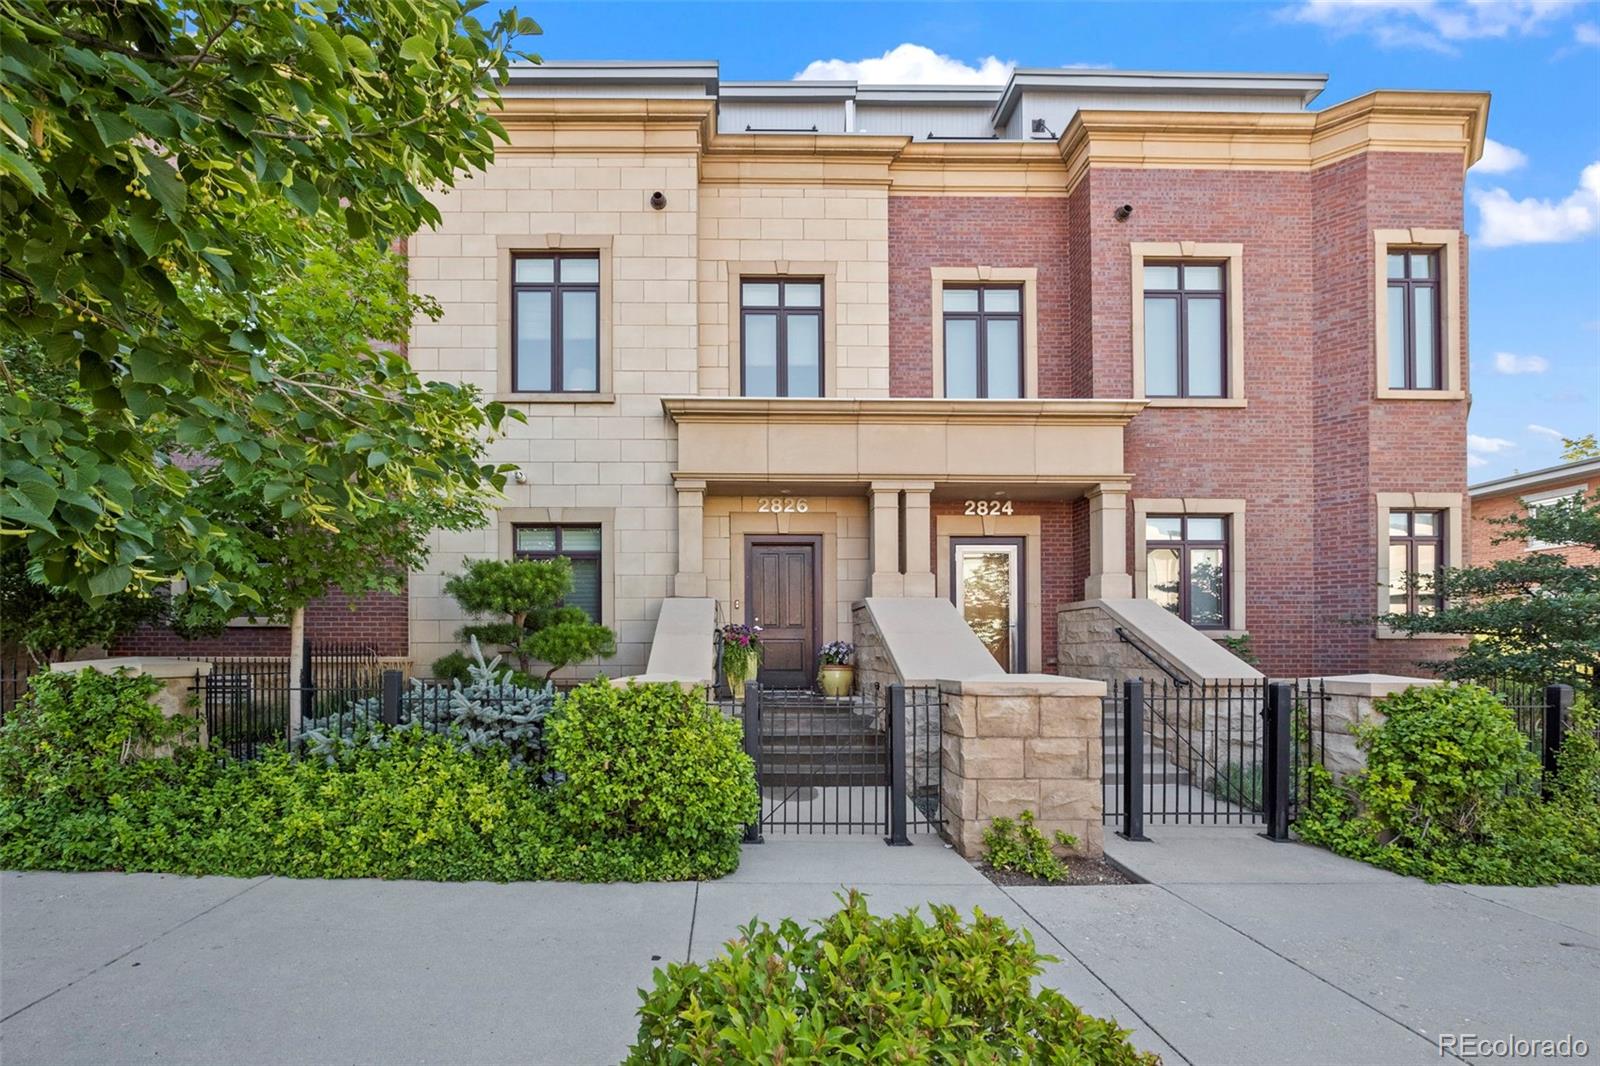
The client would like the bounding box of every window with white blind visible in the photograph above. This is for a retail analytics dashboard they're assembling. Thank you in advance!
[513,524,603,621]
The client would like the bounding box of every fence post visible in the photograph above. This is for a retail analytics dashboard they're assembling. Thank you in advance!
[742,684,764,844]
[1263,681,1293,841]
[380,669,404,727]
[1120,678,1149,842]
[1542,684,1574,798]
[886,684,911,846]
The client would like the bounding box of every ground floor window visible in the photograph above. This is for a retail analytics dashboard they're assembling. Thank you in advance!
[1386,510,1444,616]
[1144,515,1229,628]
[513,524,602,621]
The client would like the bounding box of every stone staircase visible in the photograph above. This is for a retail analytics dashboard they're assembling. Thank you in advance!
[1102,737,1193,786]
[757,694,887,789]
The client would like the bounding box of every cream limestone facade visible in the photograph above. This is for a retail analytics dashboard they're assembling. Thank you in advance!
[402,75,1487,680]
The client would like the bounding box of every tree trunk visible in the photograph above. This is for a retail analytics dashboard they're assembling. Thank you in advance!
[287,606,306,745]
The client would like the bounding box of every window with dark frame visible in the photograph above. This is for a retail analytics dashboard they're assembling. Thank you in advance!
[740,278,823,397]
[942,285,1023,399]
[512,524,603,621]
[511,253,600,393]
[1142,261,1226,398]
[1385,250,1442,390]
[1145,514,1229,629]
[1387,510,1444,616]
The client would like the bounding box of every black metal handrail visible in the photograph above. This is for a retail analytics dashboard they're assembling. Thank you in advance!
[1114,626,1190,687]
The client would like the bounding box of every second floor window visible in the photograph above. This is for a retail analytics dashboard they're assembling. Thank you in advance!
[1143,262,1225,398]
[943,285,1022,399]
[1146,515,1229,628]
[1386,251,1441,390]
[741,279,822,397]
[1387,510,1444,616]
[512,253,599,393]
[514,524,602,621]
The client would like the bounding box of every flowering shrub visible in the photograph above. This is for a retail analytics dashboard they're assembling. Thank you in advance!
[719,623,763,688]
[818,640,855,665]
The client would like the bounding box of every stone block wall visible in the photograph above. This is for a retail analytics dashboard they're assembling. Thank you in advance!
[1315,673,1440,781]
[938,677,1105,859]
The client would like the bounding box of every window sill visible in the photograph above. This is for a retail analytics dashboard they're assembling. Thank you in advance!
[1205,629,1249,640]
[1373,388,1466,401]
[494,392,616,405]
[1374,627,1463,641]
[1141,397,1248,409]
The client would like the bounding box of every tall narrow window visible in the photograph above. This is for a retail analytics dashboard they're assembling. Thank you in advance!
[513,524,603,621]
[1386,251,1441,390]
[1145,515,1229,628]
[741,279,822,397]
[511,253,600,393]
[943,285,1022,399]
[1387,510,1444,616]
[1143,262,1225,398]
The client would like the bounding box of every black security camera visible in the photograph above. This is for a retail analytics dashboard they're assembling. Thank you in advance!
[1114,204,1133,222]
[649,191,667,210]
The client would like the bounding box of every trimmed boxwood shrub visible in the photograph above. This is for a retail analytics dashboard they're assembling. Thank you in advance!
[0,670,758,884]
[1296,684,1600,885]
[626,890,1158,1065]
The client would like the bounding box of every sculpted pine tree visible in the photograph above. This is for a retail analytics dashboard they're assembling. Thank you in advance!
[444,559,616,682]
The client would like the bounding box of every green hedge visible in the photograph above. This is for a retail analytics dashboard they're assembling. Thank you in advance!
[626,890,1158,1065]
[1296,684,1600,885]
[0,670,757,883]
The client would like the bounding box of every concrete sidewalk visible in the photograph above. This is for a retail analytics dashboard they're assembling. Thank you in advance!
[3,831,1596,1065]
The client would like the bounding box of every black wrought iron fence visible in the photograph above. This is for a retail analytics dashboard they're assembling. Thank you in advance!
[1,660,35,724]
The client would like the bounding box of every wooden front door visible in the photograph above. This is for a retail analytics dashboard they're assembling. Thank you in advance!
[746,536,820,689]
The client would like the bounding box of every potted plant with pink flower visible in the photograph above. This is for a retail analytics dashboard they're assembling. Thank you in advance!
[818,640,855,697]
[720,622,763,699]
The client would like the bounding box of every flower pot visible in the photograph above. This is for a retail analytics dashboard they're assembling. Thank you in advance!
[819,664,854,698]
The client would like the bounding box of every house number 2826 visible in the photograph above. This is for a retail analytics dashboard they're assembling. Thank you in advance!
[964,499,1014,516]
[758,497,809,513]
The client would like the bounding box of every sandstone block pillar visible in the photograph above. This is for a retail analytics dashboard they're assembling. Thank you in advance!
[901,482,936,597]
[869,481,905,597]
[673,478,707,598]
[1084,483,1133,600]
[938,676,1106,858]
[49,657,213,752]
[1316,673,1440,781]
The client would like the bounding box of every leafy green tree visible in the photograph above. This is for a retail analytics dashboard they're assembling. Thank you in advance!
[1,0,536,609]
[444,559,616,681]
[1562,434,1599,461]
[1,542,166,665]
[1380,491,1600,686]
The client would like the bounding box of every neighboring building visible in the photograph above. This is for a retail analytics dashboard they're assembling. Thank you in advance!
[1469,458,1600,568]
[126,62,1487,681]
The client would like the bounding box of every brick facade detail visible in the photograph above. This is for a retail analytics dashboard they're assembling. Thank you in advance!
[1471,484,1600,569]
[114,585,409,658]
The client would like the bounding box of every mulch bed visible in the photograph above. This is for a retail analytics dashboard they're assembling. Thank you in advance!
[976,856,1138,887]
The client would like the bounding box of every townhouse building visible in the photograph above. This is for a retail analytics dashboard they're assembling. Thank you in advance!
[124,61,1485,683]
[1470,457,1600,568]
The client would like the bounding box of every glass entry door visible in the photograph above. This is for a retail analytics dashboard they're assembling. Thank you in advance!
[952,539,1023,672]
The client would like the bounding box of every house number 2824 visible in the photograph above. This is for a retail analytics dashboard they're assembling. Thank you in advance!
[758,497,809,513]
[964,499,1014,516]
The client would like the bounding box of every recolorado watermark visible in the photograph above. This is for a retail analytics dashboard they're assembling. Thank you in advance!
[1439,1034,1590,1058]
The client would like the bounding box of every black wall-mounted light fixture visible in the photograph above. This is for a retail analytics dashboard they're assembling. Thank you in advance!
[1031,118,1057,138]
[1113,204,1133,222]
[649,191,667,210]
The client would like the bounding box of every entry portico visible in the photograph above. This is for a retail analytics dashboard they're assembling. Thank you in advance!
[664,396,1142,675]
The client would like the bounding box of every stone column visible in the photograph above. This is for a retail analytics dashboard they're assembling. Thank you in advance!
[939,676,1106,859]
[901,481,936,597]
[49,657,213,753]
[1084,483,1133,600]
[1317,673,1441,781]
[869,482,904,596]
[673,478,707,598]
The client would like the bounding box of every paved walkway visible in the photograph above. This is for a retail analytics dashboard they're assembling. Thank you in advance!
[2,831,1596,1065]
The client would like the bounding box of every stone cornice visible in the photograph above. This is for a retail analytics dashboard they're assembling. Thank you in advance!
[661,396,1148,427]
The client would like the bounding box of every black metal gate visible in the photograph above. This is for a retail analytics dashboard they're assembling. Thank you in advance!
[737,683,943,841]
[193,640,381,759]
[1102,677,1327,833]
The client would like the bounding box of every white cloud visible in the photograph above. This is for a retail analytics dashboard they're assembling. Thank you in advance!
[1493,351,1550,374]
[795,43,1013,85]
[1472,162,1600,247]
[1284,0,1585,53]
[1576,21,1600,44]
[1471,138,1529,174]
[1528,423,1567,440]
[1469,434,1517,454]
[1468,453,1489,468]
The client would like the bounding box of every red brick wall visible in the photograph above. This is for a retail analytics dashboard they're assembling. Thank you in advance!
[114,585,409,657]
[928,499,1073,672]
[889,197,1077,397]
[885,151,1471,679]
[1472,485,1600,567]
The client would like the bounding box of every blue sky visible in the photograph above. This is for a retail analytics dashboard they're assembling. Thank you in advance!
[501,0,1600,480]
